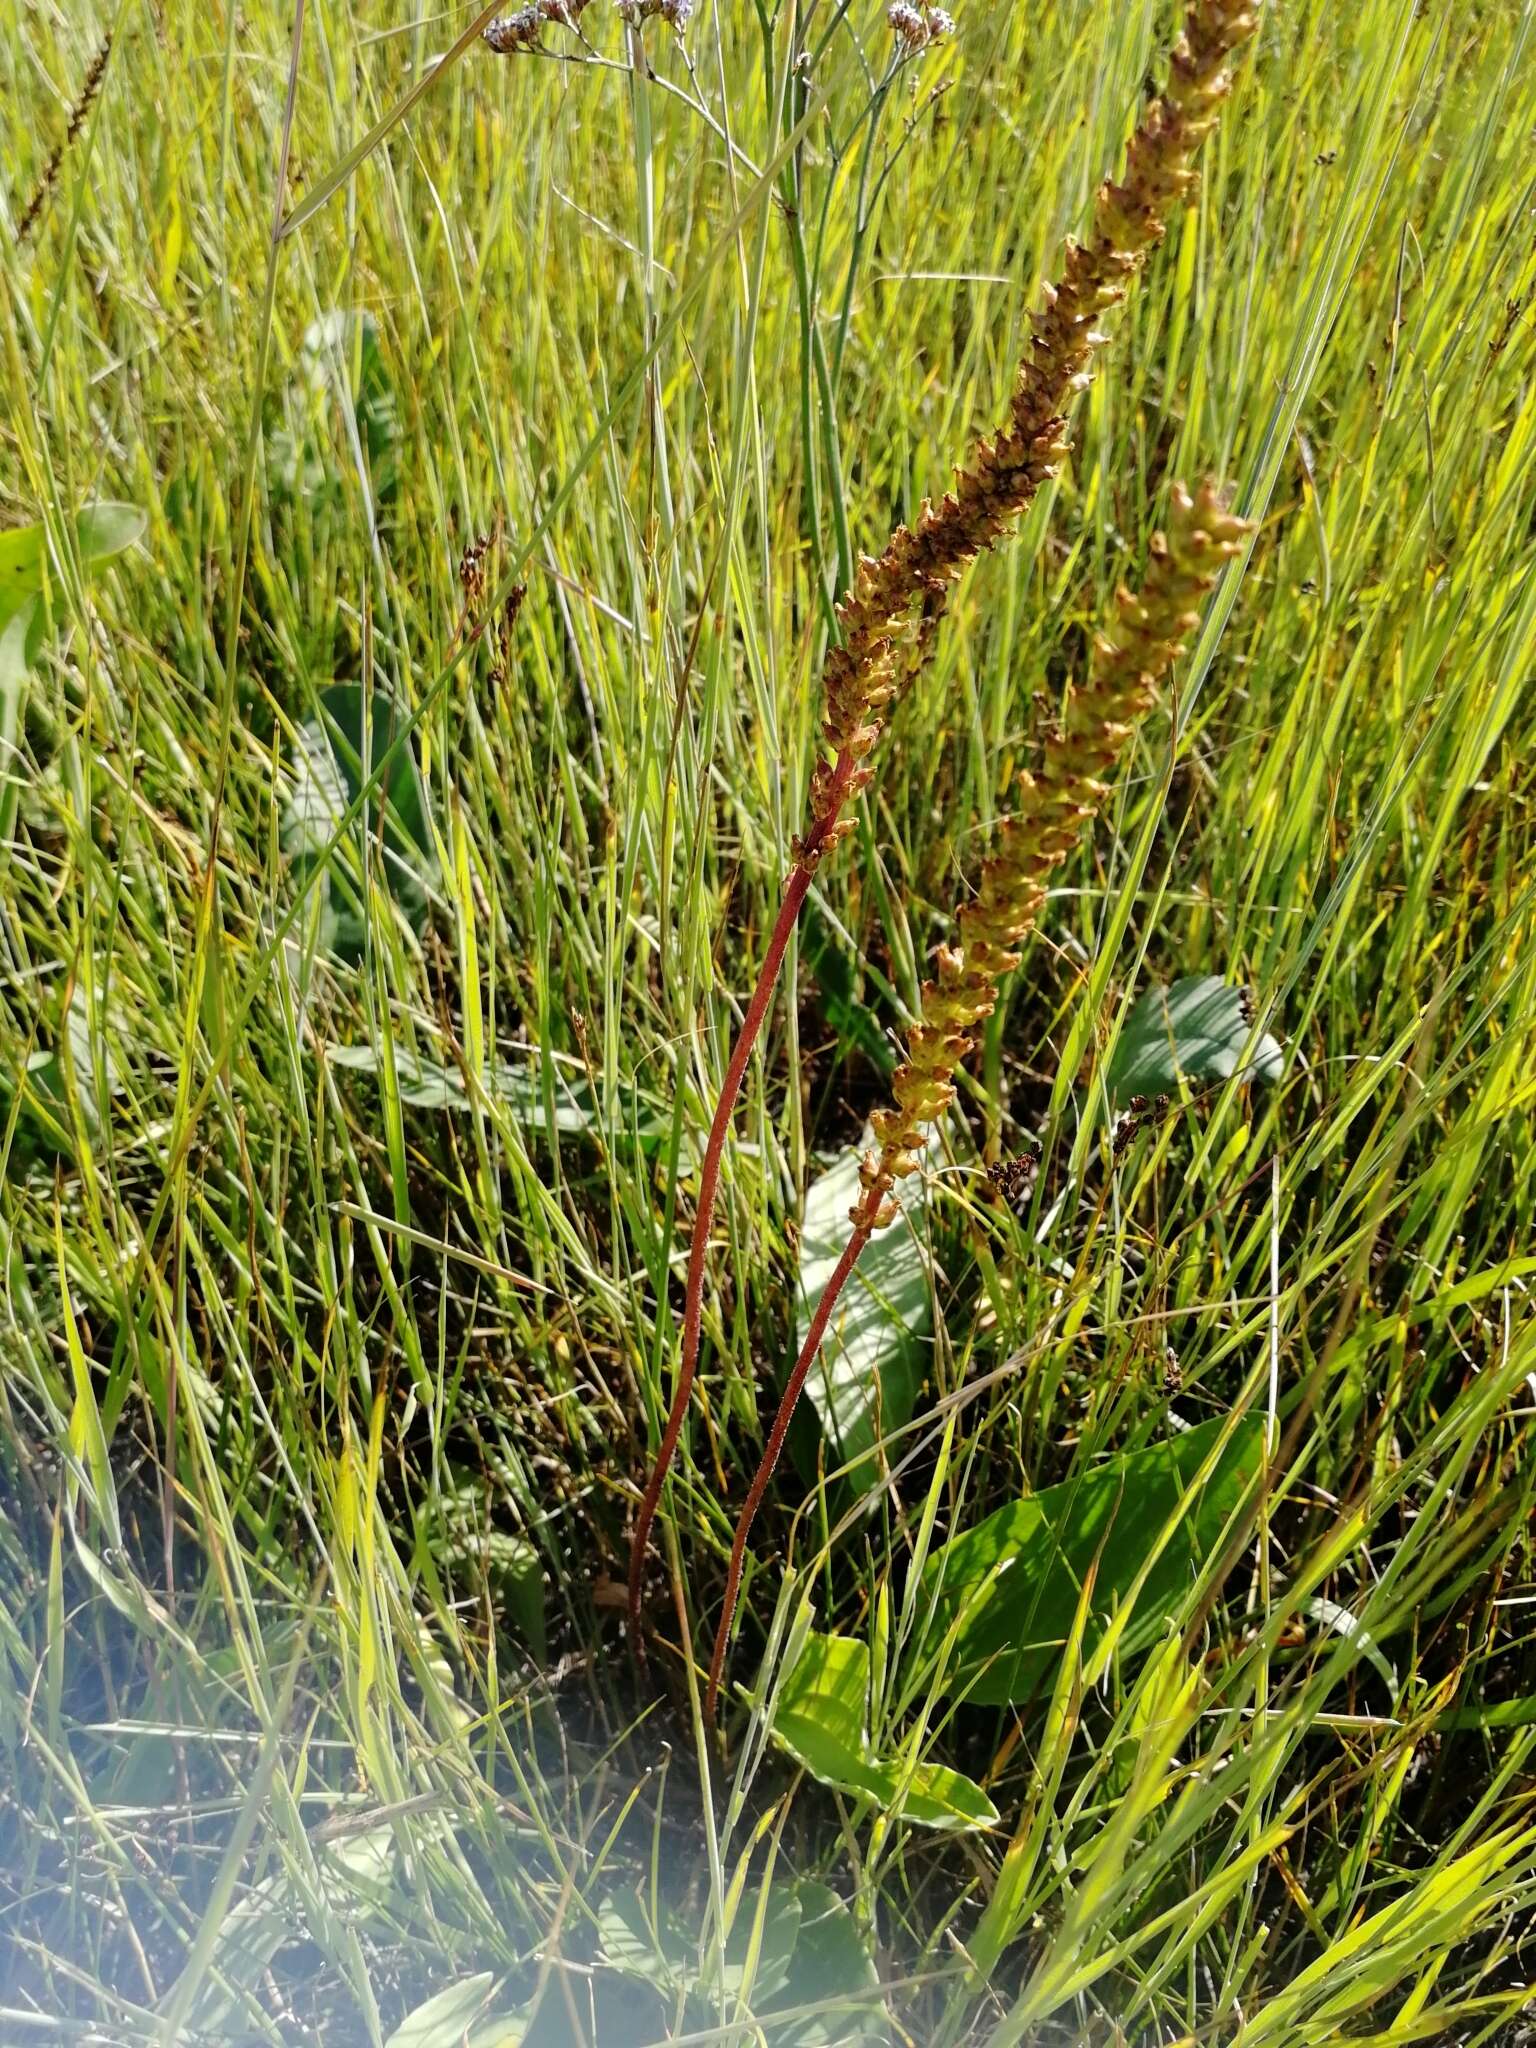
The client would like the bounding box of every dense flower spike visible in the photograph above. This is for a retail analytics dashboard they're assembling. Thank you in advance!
[852,482,1252,1234]
[705,481,1254,1720]
[16,34,113,248]
[812,0,1258,874]
[629,0,1261,1667]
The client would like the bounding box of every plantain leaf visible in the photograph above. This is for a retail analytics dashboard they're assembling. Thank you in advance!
[766,1632,997,1833]
[797,1148,930,1488]
[74,502,148,569]
[478,1532,546,1664]
[763,1881,887,2046]
[325,1040,673,1152]
[1106,974,1282,1104]
[922,1413,1266,1704]
[283,685,437,955]
[0,501,145,609]
[0,595,44,784]
[803,915,895,1073]
[1,502,142,806]
[598,1884,799,2002]
[384,1975,499,2048]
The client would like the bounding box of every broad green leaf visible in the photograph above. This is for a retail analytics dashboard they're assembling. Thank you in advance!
[0,526,45,597]
[304,311,402,500]
[58,1206,121,1552]
[326,1041,672,1151]
[598,1886,799,2002]
[177,1824,401,2032]
[0,503,141,791]
[895,1757,1002,1832]
[464,2023,528,2048]
[173,1870,292,2030]
[770,1630,879,1792]
[10,987,129,1161]
[384,1975,498,2048]
[431,1483,547,1662]
[283,685,437,954]
[764,1882,887,2046]
[596,1890,683,1993]
[271,311,402,509]
[0,502,145,608]
[74,501,148,568]
[0,594,44,778]
[922,1413,1266,1705]
[479,1532,546,1663]
[804,916,894,1073]
[768,1633,996,1833]
[1105,974,1283,1104]
[797,1147,930,1483]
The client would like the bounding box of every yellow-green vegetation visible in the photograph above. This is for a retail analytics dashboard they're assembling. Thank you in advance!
[3,1,1536,2043]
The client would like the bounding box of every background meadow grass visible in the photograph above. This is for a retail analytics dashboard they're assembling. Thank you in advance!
[3,0,1536,2040]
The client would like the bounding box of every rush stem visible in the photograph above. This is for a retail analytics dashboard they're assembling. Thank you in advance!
[705,1221,872,1721]
[627,748,858,1664]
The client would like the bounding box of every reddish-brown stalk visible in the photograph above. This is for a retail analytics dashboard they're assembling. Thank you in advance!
[628,0,1260,1665]
[703,1223,872,1718]
[704,483,1254,1719]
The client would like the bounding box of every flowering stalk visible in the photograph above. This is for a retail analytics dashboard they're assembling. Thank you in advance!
[16,34,112,249]
[705,483,1254,1718]
[629,0,1260,1662]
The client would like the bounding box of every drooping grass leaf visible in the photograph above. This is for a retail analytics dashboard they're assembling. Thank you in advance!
[797,1147,930,1486]
[766,1632,997,1833]
[1106,974,1283,1104]
[922,1413,1266,1704]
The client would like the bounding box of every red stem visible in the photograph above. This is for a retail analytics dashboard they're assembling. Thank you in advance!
[627,743,859,1669]
[705,1221,873,1720]
[626,861,812,1659]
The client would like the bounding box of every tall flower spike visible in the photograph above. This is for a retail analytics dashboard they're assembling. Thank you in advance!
[852,482,1252,1235]
[628,0,1261,1666]
[807,0,1259,870]
[705,482,1254,1719]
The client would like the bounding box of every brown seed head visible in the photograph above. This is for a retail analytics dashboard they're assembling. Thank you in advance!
[799,1,1260,878]
[849,481,1253,1229]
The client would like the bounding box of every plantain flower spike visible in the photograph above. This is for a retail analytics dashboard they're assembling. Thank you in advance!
[807,0,1259,872]
[854,482,1252,1230]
